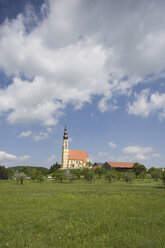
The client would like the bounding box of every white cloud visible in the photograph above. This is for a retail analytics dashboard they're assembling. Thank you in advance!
[0,151,30,162]
[152,153,160,158]
[68,137,73,142]
[0,0,165,124]
[122,145,156,161]
[0,151,17,161]
[19,155,30,161]
[122,145,153,155]
[98,152,108,156]
[47,127,52,133]
[108,142,117,148]
[18,131,32,138]
[47,155,56,164]
[32,131,49,142]
[128,89,165,119]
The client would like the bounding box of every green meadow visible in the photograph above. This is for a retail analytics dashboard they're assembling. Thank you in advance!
[0,179,164,248]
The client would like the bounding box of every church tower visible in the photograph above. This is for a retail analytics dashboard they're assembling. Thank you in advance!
[62,125,69,168]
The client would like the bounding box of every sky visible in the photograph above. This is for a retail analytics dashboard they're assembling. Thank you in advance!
[0,0,165,168]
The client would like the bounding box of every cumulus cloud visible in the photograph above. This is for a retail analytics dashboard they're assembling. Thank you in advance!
[128,89,165,119]
[18,130,32,138]
[0,151,30,162]
[122,145,157,161]
[68,137,73,142]
[19,155,30,161]
[47,155,56,164]
[108,142,117,148]
[98,152,108,156]
[32,131,49,141]
[0,0,165,125]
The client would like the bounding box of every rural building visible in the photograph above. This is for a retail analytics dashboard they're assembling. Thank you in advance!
[62,126,89,168]
[102,162,135,172]
[92,162,105,169]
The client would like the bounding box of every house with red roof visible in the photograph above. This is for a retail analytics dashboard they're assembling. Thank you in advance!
[103,162,135,172]
[62,126,89,168]
[91,162,105,169]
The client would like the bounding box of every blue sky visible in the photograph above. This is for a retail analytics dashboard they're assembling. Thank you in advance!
[0,0,165,168]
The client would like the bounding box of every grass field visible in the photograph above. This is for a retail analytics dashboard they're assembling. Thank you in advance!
[0,179,164,248]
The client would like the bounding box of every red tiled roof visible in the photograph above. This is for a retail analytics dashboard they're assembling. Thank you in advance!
[91,166,101,169]
[107,162,134,168]
[69,150,88,163]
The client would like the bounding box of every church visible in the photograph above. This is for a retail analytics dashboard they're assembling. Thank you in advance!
[62,126,89,168]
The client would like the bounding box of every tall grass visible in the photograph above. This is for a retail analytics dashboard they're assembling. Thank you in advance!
[0,179,164,248]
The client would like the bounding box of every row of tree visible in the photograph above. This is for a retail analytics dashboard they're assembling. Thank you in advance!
[0,164,60,180]
[51,166,165,185]
[0,163,165,186]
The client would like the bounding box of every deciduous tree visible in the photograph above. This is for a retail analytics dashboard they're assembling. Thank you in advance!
[133,163,146,178]
[13,172,27,184]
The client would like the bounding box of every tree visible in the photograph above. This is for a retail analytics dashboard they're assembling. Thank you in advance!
[94,167,105,179]
[105,168,118,183]
[70,169,81,179]
[36,171,44,183]
[30,168,37,181]
[162,171,165,186]
[7,167,14,179]
[133,163,147,178]
[124,172,134,183]
[65,170,76,183]
[151,169,161,181]
[81,168,94,182]
[138,172,146,180]
[49,162,61,173]
[105,171,112,183]
[53,170,65,182]
[13,172,27,184]
[86,162,92,167]
[0,165,8,179]
[148,167,156,175]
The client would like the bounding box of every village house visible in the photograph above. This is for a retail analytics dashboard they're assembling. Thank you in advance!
[102,162,135,172]
[91,161,135,172]
[91,162,105,169]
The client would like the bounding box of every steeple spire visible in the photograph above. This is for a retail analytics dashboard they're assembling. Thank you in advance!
[63,124,68,140]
